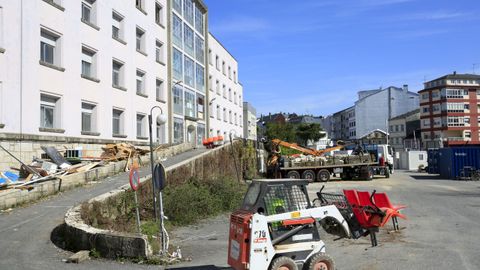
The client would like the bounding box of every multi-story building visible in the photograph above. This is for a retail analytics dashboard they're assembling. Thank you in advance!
[243,102,256,141]
[0,0,168,143]
[419,73,480,148]
[388,109,420,151]
[207,33,243,140]
[355,85,419,139]
[329,106,354,141]
[168,0,208,146]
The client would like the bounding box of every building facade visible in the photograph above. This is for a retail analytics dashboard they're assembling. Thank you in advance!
[419,73,480,148]
[243,102,256,141]
[0,0,169,144]
[355,85,419,139]
[207,33,243,140]
[388,109,420,151]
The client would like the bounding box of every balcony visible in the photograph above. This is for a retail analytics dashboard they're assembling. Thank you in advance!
[446,137,469,142]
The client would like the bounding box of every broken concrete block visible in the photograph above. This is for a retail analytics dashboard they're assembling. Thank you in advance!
[67,250,90,263]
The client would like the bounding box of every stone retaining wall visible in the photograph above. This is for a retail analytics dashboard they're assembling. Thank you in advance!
[63,142,246,259]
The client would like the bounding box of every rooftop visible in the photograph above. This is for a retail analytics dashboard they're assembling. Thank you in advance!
[429,73,480,83]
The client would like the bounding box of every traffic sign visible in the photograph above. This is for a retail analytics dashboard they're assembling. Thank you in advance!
[129,167,140,191]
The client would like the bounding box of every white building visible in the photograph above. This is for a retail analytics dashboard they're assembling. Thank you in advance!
[355,85,419,139]
[0,0,169,143]
[243,102,256,141]
[207,33,243,140]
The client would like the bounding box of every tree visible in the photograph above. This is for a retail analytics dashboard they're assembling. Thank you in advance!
[296,123,324,146]
[265,122,297,142]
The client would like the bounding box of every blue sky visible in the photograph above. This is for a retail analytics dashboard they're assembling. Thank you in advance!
[204,0,480,116]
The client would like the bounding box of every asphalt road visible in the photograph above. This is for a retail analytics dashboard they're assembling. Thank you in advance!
[0,148,208,270]
[168,171,480,270]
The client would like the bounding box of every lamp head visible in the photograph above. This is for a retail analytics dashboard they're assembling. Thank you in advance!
[157,114,167,125]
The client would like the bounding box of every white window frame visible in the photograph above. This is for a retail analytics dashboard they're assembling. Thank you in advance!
[112,108,124,136]
[136,27,146,53]
[136,113,146,137]
[112,11,124,41]
[156,40,164,63]
[136,69,146,95]
[112,59,124,88]
[81,46,96,79]
[81,0,97,25]
[155,2,164,26]
[156,78,165,102]
[40,28,61,66]
[40,94,61,129]
[81,102,96,133]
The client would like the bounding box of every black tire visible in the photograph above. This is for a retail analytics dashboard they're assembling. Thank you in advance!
[305,253,335,270]
[287,170,301,179]
[302,170,316,181]
[270,256,298,270]
[385,167,390,178]
[317,169,330,182]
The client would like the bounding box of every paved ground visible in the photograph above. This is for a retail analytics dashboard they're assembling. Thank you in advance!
[168,171,480,270]
[0,148,208,270]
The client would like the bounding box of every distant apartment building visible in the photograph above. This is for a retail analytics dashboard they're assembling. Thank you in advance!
[419,73,480,148]
[207,33,243,140]
[243,102,257,141]
[0,0,169,143]
[288,115,322,124]
[388,109,420,151]
[324,85,419,142]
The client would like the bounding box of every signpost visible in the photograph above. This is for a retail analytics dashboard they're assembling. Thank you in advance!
[129,167,141,234]
[153,163,167,254]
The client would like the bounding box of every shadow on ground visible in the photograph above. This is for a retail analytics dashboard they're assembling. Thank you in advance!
[408,174,451,181]
[168,266,231,270]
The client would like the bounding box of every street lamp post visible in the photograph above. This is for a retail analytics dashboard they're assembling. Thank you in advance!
[148,106,167,221]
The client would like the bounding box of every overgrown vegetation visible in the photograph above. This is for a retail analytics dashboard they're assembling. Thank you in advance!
[163,177,246,226]
[265,122,325,146]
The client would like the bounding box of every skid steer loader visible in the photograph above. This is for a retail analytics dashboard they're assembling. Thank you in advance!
[228,179,365,270]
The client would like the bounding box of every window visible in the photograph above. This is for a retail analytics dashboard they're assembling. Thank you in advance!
[208,75,212,92]
[234,113,237,126]
[239,95,242,105]
[400,124,404,132]
[112,11,124,41]
[209,101,214,118]
[136,114,146,137]
[197,94,204,119]
[112,109,124,135]
[208,49,212,65]
[432,91,439,98]
[465,131,471,139]
[233,71,237,83]
[173,118,184,143]
[173,85,183,115]
[228,66,231,79]
[157,122,166,144]
[196,64,204,92]
[184,90,196,118]
[447,116,466,127]
[222,61,226,74]
[156,40,164,63]
[234,92,237,104]
[194,5,204,34]
[81,47,96,79]
[446,103,468,112]
[173,48,183,80]
[112,60,124,88]
[155,2,164,26]
[81,102,96,133]
[184,24,194,56]
[156,79,165,101]
[432,104,440,112]
[136,70,146,95]
[135,0,144,11]
[195,35,204,63]
[421,93,429,100]
[217,105,221,120]
[216,80,220,94]
[228,88,232,101]
[0,7,3,49]
[173,0,182,14]
[215,55,220,70]
[136,27,145,53]
[229,110,232,123]
[40,94,60,129]
[184,0,193,25]
[223,108,227,122]
[445,89,467,98]
[184,56,194,87]
[172,14,182,47]
[423,119,430,128]
[81,0,96,25]
[40,29,60,65]
[223,85,226,97]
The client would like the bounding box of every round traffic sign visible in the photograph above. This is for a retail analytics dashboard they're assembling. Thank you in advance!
[129,168,140,191]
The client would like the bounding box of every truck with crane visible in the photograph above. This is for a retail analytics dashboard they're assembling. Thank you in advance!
[266,139,394,182]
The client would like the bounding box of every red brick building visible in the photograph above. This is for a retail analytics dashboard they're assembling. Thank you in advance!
[419,73,480,148]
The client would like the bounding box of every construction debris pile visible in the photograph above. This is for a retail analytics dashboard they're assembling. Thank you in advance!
[0,143,149,192]
[283,153,373,168]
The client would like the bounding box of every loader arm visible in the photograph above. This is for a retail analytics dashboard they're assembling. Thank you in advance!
[265,205,352,239]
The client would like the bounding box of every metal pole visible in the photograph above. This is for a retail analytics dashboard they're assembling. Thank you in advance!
[159,190,167,254]
[148,113,158,221]
[134,191,141,234]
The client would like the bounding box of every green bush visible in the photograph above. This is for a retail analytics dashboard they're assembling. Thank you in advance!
[163,178,246,226]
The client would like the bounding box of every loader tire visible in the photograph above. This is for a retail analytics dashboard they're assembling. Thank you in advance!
[305,252,335,270]
[270,256,298,270]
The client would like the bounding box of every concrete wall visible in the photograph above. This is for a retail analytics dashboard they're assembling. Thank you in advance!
[64,141,246,259]
[0,0,169,143]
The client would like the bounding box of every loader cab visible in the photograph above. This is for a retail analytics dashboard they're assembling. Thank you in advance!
[241,179,321,245]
